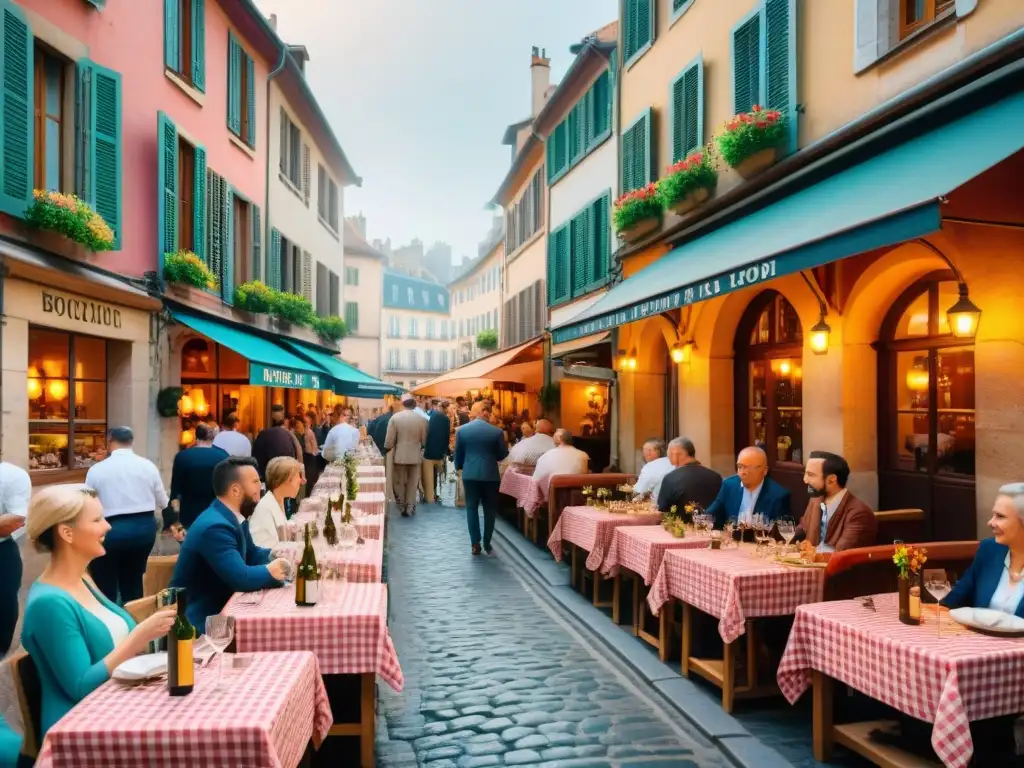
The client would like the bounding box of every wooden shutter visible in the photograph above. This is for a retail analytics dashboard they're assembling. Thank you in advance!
[765,0,797,151]
[300,250,313,301]
[245,53,256,147]
[227,33,241,134]
[268,227,282,289]
[0,3,32,218]
[157,111,179,263]
[345,301,359,332]
[621,110,651,193]
[279,108,288,174]
[164,0,180,73]
[533,280,545,334]
[77,60,123,247]
[590,70,610,141]
[191,0,205,92]
[517,290,528,344]
[671,55,703,162]
[547,226,570,306]
[251,203,262,281]
[624,0,653,63]
[590,192,610,288]
[570,209,589,298]
[221,186,234,303]
[302,143,310,205]
[192,144,207,261]
[732,11,761,114]
[206,170,223,281]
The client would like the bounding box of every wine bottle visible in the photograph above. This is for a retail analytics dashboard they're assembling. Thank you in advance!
[167,588,195,696]
[295,523,320,606]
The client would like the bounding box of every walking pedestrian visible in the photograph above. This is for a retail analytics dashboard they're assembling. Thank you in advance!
[252,407,302,480]
[212,412,252,457]
[0,459,30,655]
[454,401,508,555]
[385,393,427,517]
[85,427,169,603]
[422,400,451,505]
[169,423,228,529]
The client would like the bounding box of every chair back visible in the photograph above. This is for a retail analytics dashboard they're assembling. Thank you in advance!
[10,652,41,759]
[548,473,638,529]
[124,595,159,624]
[874,508,925,545]
[143,555,177,597]
[824,540,980,601]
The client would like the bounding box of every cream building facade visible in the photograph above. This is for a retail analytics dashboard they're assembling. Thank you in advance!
[340,220,385,379]
[381,271,454,391]
[449,239,504,365]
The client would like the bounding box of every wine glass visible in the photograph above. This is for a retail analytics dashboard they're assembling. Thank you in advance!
[723,518,735,548]
[923,569,952,637]
[752,514,766,556]
[777,516,796,553]
[204,615,235,692]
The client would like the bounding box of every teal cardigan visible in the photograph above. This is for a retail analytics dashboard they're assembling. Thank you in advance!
[21,581,136,738]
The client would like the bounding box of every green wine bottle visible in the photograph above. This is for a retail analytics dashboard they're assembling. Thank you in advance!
[295,523,320,606]
[323,500,338,547]
[167,588,195,696]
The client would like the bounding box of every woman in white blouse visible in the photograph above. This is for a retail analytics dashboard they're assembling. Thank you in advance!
[248,457,304,548]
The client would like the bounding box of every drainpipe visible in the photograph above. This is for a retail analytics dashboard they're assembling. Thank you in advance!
[264,46,289,278]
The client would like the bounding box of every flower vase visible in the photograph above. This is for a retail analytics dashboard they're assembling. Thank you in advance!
[898,576,921,625]
[733,146,780,180]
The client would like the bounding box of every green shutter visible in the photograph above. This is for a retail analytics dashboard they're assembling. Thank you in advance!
[205,170,222,281]
[222,186,234,303]
[671,55,703,162]
[164,0,180,73]
[192,144,207,260]
[77,61,123,248]
[570,209,589,298]
[268,227,282,289]
[251,203,262,281]
[245,53,256,147]
[637,0,652,53]
[621,109,651,193]
[765,0,797,151]
[0,1,32,218]
[548,120,568,184]
[157,111,178,267]
[590,192,610,287]
[732,10,761,114]
[547,225,570,306]
[227,33,241,135]
[589,70,610,142]
[191,0,205,92]
[345,301,359,331]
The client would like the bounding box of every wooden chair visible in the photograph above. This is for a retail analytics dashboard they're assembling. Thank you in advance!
[143,555,177,598]
[9,652,41,760]
[824,540,979,601]
[873,508,925,546]
[124,595,159,624]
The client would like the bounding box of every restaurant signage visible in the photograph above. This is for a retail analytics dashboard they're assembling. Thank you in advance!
[42,291,122,328]
[250,364,322,390]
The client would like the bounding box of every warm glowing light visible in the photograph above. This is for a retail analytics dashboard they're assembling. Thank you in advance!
[945,287,981,340]
[27,366,41,379]
[779,360,792,376]
[906,359,929,392]
[809,318,831,355]
[194,401,209,417]
[180,429,196,446]
[47,380,68,400]
[178,395,194,415]
[27,378,41,399]
[670,344,686,364]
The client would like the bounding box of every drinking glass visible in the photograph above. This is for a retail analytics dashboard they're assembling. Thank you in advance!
[723,519,735,547]
[204,615,235,692]
[777,517,796,552]
[751,514,766,556]
[923,569,952,637]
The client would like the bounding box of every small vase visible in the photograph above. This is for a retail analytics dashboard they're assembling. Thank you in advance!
[668,186,712,217]
[733,146,781,180]
[617,216,660,243]
[898,575,920,625]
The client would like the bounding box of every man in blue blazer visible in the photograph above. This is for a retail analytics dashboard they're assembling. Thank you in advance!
[170,457,287,630]
[708,446,792,529]
[454,402,508,555]
[422,400,451,505]
[169,423,228,529]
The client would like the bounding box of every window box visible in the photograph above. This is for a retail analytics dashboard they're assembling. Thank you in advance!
[733,146,780,180]
[618,216,661,243]
[165,282,223,313]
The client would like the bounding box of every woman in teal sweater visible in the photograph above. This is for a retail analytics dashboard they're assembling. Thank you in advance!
[21,486,175,738]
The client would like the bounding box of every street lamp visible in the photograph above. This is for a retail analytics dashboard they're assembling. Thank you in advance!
[945,284,982,339]
[670,341,694,365]
[809,316,831,355]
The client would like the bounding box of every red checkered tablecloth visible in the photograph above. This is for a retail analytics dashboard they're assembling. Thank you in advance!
[601,525,712,584]
[356,465,385,477]
[352,491,386,516]
[547,506,662,571]
[224,581,403,691]
[778,593,1024,768]
[274,536,383,583]
[647,546,824,643]
[34,651,331,768]
[499,468,545,516]
[356,475,386,492]
[293,509,384,541]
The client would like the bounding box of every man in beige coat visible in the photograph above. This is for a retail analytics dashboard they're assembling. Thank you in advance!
[385,393,427,516]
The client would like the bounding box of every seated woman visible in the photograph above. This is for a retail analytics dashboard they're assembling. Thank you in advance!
[248,456,304,549]
[21,486,175,739]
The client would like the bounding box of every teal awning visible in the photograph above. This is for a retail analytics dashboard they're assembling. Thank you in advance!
[551,89,1024,343]
[283,342,402,398]
[171,311,330,390]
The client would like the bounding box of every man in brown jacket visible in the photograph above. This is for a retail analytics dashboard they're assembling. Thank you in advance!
[796,451,877,551]
[385,393,427,516]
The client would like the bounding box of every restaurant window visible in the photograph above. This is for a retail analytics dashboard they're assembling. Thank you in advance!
[180,337,265,441]
[28,329,107,473]
[34,45,67,192]
[899,0,955,40]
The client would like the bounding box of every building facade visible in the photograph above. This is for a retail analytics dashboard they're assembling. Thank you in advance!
[449,233,504,365]
[341,218,385,380]
[381,270,453,391]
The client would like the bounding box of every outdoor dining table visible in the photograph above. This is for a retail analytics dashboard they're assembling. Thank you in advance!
[293,504,385,541]
[355,465,385,477]
[499,466,545,518]
[777,592,1024,768]
[34,650,331,768]
[273,535,384,583]
[355,475,386,493]
[647,545,825,712]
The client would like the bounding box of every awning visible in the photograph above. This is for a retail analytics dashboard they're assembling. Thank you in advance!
[413,337,544,396]
[170,311,330,390]
[550,332,610,359]
[551,89,1024,343]
[281,342,402,398]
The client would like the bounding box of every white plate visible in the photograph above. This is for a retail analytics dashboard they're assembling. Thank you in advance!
[113,652,167,681]
[949,607,1024,634]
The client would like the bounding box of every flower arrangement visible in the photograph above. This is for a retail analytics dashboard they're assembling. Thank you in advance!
[658,151,718,215]
[344,451,360,500]
[25,190,115,251]
[233,280,275,313]
[662,505,686,538]
[312,315,347,344]
[163,250,218,290]
[716,106,787,177]
[893,544,928,580]
[613,183,662,236]
[595,487,612,506]
[270,290,315,326]
[582,485,595,506]
[477,329,498,351]
[682,501,705,525]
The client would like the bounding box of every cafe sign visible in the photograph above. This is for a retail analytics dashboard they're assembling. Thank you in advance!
[42,291,122,328]
[249,364,322,390]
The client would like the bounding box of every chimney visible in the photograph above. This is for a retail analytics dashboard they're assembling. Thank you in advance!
[268,13,277,31]
[530,46,550,118]
[346,213,367,238]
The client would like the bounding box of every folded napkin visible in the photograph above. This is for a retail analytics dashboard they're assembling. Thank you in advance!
[949,606,1024,632]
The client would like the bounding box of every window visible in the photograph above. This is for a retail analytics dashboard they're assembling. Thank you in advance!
[316,262,329,315]
[276,233,302,294]
[855,0,955,71]
[329,271,340,316]
[227,33,255,147]
[672,0,696,24]
[505,169,544,255]
[206,170,247,302]
[232,194,252,289]
[178,135,197,253]
[670,55,704,162]
[408,318,418,338]
[27,329,108,473]
[548,191,611,305]
[407,287,414,305]
[408,350,418,371]
[440,350,448,371]
[34,45,66,192]
[391,285,399,303]
[344,301,359,332]
[164,0,205,91]
[278,109,302,188]
[547,69,612,184]
[426,319,435,339]
[422,290,430,305]
[345,266,359,286]
[317,164,339,231]
[388,349,399,369]
[425,350,433,371]
[623,0,653,66]
[621,109,653,194]
[899,0,955,39]
[388,315,400,337]
[503,280,545,347]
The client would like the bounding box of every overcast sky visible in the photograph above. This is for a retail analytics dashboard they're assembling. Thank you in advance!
[253,0,617,266]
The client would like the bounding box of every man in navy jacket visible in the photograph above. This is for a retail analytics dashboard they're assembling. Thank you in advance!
[169,423,228,529]
[454,402,508,555]
[708,446,792,529]
[170,457,287,630]
[422,400,451,504]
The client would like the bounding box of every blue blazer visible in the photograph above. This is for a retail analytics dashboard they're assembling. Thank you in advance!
[169,445,228,528]
[708,475,791,528]
[170,499,280,630]
[454,419,508,483]
[942,538,1024,618]
[424,410,451,461]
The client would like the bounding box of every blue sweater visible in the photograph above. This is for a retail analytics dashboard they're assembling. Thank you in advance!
[21,581,136,738]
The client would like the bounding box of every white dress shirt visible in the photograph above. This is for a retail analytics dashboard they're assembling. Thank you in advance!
[988,553,1024,615]
[532,446,590,495]
[212,429,252,458]
[248,492,287,549]
[0,461,31,543]
[633,456,674,500]
[816,488,847,553]
[507,433,556,465]
[321,422,361,461]
[737,480,764,525]
[85,448,169,517]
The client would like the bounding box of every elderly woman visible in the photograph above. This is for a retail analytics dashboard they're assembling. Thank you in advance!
[248,456,304,548]
[21,486,176,739]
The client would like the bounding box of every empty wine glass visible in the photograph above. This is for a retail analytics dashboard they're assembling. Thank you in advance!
[723,519,735,547]
[923,569,952,637]
[204,615,235,692]
[777,517,796,552]
[751,514,766,555]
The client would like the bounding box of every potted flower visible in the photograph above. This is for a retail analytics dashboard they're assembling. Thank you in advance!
[658,150,718,217]
[25,190,115,258]
[595,487,612,508]
[716,105,787,180]
[268,290,315,329]
[613,183,662,243]
[893,543,927,625]
[163,251,222,310]
[476,329,498,352]
[233,281,275,315]
[582,485,595,507]
[312,315,347,346]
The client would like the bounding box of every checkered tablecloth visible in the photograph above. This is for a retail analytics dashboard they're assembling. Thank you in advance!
[312,476,342,497]
[547,506,662,571]
[777,593,1024,768]
[292,509,384,542]
[274,536,383,583]
[356,465,385,477]
[647,546,824,643]
[34,651,331,768]
[352,491,386,516]
[356,475,386,493]
[499,468,545,516]
[224,581,403,691]
[601,525,712,584]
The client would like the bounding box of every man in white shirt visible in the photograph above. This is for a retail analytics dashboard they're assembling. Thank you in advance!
[212,412,252,457]
[85,426,169,603]
[506,419,556,467]
[632,439,673,501]
[321,414,361,462]
[0,460,30,655]
[532,429,590,497]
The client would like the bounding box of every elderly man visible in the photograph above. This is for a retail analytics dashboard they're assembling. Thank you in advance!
[385,393,427,516]
[794,451,876,551]
[656,437,723,513]
[532,428,589,495]
[708,446,791,529]
[632,439,673,501]
[506,418,556,467]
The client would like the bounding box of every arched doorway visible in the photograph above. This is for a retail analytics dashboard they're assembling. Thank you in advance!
[733,290,806,512]
[877,272,976,541]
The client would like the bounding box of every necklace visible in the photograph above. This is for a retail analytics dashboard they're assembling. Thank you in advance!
[1008,560,1024,584]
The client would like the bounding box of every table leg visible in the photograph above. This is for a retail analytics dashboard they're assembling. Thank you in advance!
[612,574,621,624]
[570,545,578,589]
[658,605,670,662]
[360,673,375,768]
[632,578,641,637]
[745,620,757,691]
[680,602,691,678]
[812,670,834,762]
[722,639,736,713]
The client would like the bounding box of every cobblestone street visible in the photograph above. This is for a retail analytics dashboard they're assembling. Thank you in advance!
[377,504,730,768]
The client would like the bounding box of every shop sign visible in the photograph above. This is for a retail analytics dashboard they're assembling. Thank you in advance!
[250,364,322,390]
[42,291,122,328]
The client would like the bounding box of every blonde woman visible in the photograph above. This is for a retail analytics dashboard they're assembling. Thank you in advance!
[248,456,304,548]
[21,486,176,739]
